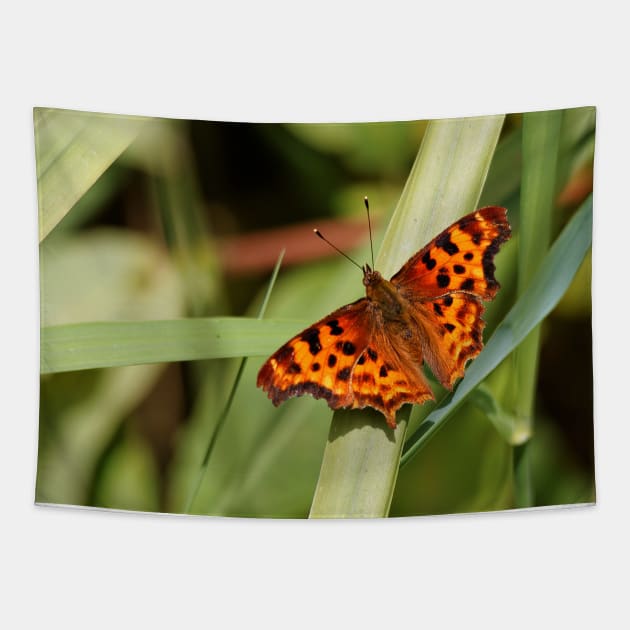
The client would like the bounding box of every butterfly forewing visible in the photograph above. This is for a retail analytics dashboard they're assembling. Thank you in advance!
[391,206,511,301]
[257,299,373,410]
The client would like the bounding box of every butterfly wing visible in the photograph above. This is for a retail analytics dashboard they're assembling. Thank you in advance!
[391,206,510,300]
[391,206,511,389]
[257,299,374,411]
[409,292,487,388]
[257,298,435,428]
[348,322,435,427]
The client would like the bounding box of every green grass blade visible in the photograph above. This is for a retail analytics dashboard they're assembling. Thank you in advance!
[510,109,563,506]
[35,108,145,241]
[479,124,522,207]
[40,317,305,374]
[401,194,592,467]
[309,114,505,518]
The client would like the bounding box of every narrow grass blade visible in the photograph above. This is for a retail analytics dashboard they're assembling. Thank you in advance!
[141,119,220,317]
[309,115,505,518]
[513,111,563,418]
[184,250,285,513]
[510,109,563,506]
[40,316,304,374]
[35,108,145,241]
[479,124,522,207]
[401,195,592,467]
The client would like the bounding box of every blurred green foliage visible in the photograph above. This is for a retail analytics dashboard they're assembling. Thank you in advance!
[36,107,595,517]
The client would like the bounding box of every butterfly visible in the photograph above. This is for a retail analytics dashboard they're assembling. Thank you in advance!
[257,206,511,428]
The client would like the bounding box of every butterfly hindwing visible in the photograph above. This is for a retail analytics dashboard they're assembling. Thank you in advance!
[411,292,486,389]
[349,326,434,427]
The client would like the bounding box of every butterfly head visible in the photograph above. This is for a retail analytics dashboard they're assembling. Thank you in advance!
[362,263,382,288]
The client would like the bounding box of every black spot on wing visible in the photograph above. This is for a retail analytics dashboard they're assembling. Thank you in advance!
[437,274,450,288]
[300,328,322,356]
[482,237,504,291]
[342,341,356,356]
[326,319,344,335]
[337,367,351,381]
[480,216,510,294]
[422,251,436,270]
[460,278,475,291]
[327,354,337,368]
[275,345,293,362]
[459,215,475,230]
[436,232,460,255]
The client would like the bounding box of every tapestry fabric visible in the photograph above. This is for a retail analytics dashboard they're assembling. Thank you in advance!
[35,107,595,518]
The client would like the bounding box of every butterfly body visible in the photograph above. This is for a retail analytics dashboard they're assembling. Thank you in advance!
[257,206,511,428]
[363,266,406,321]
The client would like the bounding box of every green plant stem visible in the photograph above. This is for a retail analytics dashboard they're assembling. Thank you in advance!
[513,443,533,507]
[309,115,505,518]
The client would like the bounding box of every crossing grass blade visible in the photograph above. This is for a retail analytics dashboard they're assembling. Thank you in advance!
[40,317,305,374]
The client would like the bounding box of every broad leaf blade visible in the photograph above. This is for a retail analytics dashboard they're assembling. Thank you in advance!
[35,108,145,241]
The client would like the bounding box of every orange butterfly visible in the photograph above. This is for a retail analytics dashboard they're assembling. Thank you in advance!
[257,206,511,428]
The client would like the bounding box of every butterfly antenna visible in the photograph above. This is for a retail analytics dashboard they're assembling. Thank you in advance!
[364,196,375,269]
[313,229,363,271]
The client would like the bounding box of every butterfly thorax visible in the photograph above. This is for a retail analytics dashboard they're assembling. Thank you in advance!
[362,265,405,321]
